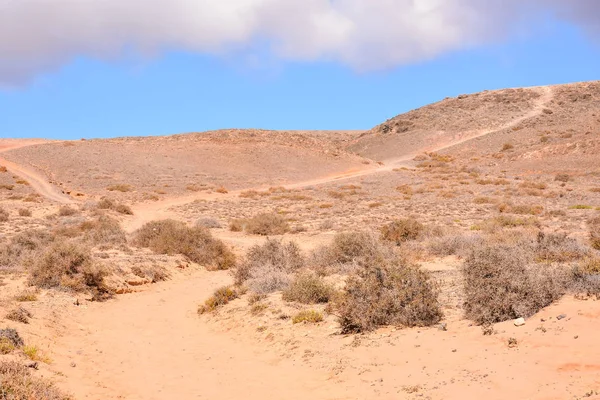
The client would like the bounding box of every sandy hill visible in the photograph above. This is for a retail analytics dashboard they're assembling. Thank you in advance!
[1,129,368,202]
[348,81,600,173]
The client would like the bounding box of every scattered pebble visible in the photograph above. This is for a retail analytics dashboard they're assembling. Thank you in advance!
[557,314,567,320]
[514,318,526,327]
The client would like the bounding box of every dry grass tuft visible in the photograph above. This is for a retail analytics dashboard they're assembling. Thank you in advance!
[292,310,323,324]
[133,220,236,270]
[380,218,424,245]
[77,216,127,246]
[57,206,78,217]
[198,286,238,314]
[18,208,32,217]
[282,272,334,304]
[463,244,568,324]
[107,184,133,192]
[0,361,72,399]
[335,259,442,333]
[0,207,8,222]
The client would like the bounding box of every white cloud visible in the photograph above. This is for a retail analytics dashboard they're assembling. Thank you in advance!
[0,0,598,85]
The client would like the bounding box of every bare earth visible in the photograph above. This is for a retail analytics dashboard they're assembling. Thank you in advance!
[1,81,600,400]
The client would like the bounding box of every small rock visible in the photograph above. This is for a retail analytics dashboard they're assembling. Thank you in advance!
[70,362,77,368]
[26,362,38,370]
[438,323,448,331]
[557,314,567,320]
[452,349,457,353]
[574,335,579,339]
[514,318,526,327]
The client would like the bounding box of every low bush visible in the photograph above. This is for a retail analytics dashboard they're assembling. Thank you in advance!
[5,306,32,324]
[589,217,600,250]
[58,206,78,217]
[292,310,323,324]
[0,360,71,399]
[571,257,600,297]
[428,234,485,257]
[198,286,238,314]
[28,240,111,298]
[335,258,442,333]
[196,217,221,229]
[463,245,568,324]
[78,216,127,246]
[244,213,289,235]
[107,184,133,192]
[554,174,570,182]
[0,207,8,222]
[132,220,236,270]
[235,239,304,293]
[282,272,334,304]
[380,218,424,245]
[18,208,32,217]
[114,204,134,215]
[0,328,23,347]
[534,232,589,263]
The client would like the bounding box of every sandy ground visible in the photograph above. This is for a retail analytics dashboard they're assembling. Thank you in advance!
[1,82,600,400]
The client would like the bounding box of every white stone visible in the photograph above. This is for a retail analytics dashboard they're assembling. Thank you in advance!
[514,317,526,327]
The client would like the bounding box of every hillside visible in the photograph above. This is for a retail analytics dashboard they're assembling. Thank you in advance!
[349,81,600,173]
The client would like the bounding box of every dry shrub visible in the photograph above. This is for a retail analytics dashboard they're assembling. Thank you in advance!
[244,213,289,235]
[96,198,115,210]
[0,166,6,173]
[96,198,133,215]
[292,310,323,324]
[18,208,32,217]
[5,306,32,324]
[571,257,600,297]
[229,218,245,232]
[57,206,78,217]
[15,289,38,302]
[0,328,23,348]
[282,272,334,304]
[428,234,485,257]
[114,204,133,215]
[520,181,547,190]
[335,259,442,333]
[215,186,228,194]
[498,203,544,215]
[473,197,494,204]
[196,217,221,229]
[310,231,384,273]
[501,143,514,151]
[554,174,570,182]
[0,360,71,400]
[589,217,600,250]
[381,218,424,245]
[463,245,568,324]
[132,220,235,270]
[0,230,54,270]
[28,240,111,298]
[78,216,127,246]
[472,216,540,233]
[107,184,133,192]
[396,185,413,195]
[535,232,589,263]
[0,207,8,222]
[235,239,304,293]
[198,286,238,314]
[130,264,170,283]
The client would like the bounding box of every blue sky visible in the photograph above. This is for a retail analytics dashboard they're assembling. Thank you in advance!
[0,1,599,140]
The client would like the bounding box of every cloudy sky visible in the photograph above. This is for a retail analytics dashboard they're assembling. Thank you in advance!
[1,0,599,139]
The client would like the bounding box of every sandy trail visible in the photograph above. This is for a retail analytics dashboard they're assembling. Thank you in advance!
[125,86,554,232]
[52,269,351,400]
[0,139,74,204]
